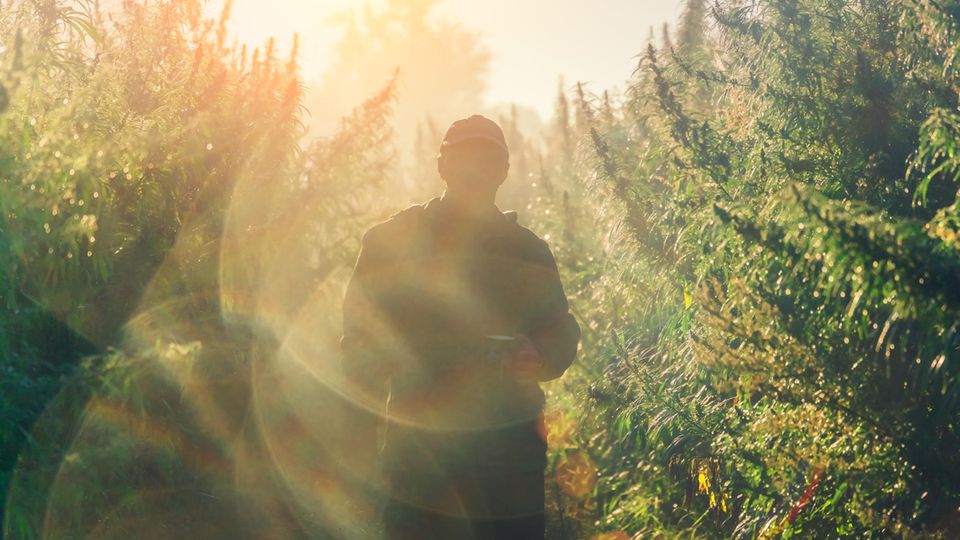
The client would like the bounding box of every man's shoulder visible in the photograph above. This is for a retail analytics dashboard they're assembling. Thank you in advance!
[360,202,430,247]
[506,217,544,243]
[509,222,555,264]
[481,209,544,246]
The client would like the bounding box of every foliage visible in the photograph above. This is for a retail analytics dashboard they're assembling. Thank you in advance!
[516,0,960,537]
[0,1,398,537]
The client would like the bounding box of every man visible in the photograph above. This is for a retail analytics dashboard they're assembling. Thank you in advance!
[340,114,580,539]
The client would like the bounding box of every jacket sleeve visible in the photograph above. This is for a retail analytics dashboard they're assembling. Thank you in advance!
[340,226,396,398]
[525,238,581,382]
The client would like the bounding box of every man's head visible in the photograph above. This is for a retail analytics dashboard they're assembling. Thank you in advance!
[437,115,510,200]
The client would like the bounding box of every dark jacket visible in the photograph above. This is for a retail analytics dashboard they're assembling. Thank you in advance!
[340,197,580,470]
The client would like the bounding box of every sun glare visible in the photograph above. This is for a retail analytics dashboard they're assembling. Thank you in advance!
[202,0,382,76]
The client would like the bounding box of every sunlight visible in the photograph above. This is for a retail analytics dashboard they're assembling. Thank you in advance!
[202,0,360,75]
[7,0,960,538]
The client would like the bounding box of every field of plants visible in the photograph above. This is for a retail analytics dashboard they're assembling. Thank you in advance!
[4,0,960,538]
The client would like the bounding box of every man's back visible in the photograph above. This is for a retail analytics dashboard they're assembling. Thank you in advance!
[342,198,575,434]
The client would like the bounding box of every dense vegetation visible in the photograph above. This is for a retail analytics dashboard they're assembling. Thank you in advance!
[4,0,960,538]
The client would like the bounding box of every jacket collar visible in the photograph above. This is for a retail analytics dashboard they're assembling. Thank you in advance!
[425,196,514,227]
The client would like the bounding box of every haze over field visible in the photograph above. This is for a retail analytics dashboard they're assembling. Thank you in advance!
[203,0,683,129]
[10,1,960,538]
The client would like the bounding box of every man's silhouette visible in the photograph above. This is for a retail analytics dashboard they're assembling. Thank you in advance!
[340,114,580,539]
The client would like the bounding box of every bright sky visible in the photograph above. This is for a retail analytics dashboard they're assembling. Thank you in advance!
[204,0,684,119]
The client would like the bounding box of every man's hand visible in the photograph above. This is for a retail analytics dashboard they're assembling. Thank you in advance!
[504,335,543,382]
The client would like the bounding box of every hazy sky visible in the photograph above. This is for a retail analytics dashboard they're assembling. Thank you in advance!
[205,0,684,119]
